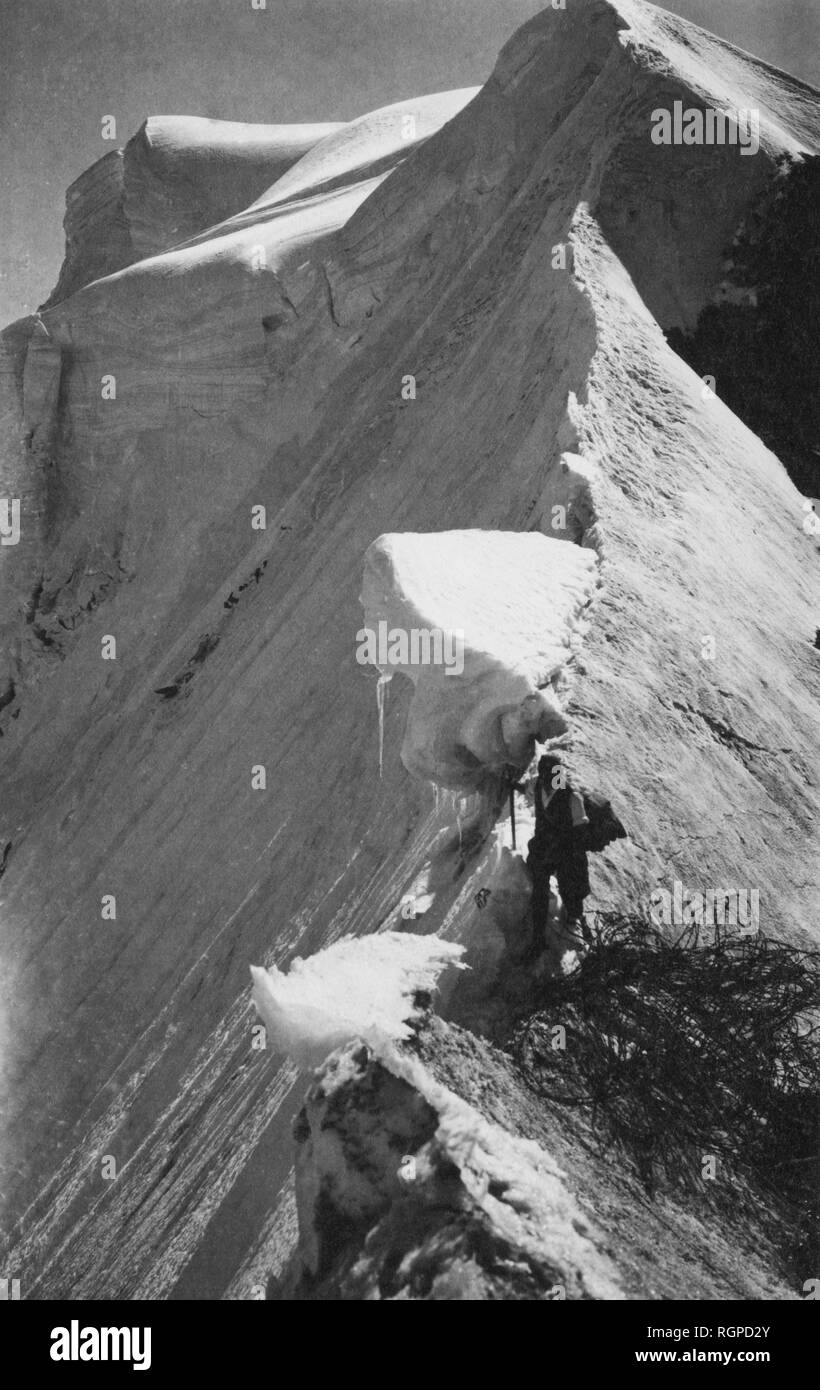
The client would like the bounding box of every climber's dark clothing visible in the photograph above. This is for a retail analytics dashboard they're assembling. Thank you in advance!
[527,780,590,931]
[529,849,590,925]
[531,780,589,856]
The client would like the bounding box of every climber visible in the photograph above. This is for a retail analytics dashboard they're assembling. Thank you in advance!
[526,753,591,955]
[523,752,628,957]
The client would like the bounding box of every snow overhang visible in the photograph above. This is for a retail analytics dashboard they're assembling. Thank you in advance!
[359,530,598,789]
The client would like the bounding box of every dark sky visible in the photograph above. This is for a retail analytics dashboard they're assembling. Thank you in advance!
[2,0,818,325]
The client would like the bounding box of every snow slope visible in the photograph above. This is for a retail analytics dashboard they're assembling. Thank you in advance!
[0,0,818,1298]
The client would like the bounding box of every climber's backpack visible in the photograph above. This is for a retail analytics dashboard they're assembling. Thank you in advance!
[580,788,627,853]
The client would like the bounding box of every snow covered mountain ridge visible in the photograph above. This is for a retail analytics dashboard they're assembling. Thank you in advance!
[0,0,818,1298]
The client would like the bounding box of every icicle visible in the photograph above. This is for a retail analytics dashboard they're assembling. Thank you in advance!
[376,672,392,778]
[456,797,466,855]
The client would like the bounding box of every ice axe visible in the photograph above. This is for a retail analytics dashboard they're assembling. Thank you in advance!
[503,765,520,850]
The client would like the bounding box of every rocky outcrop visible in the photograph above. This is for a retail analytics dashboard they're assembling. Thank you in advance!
[277,1015,796,1300]
[284,1035,623,1300]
